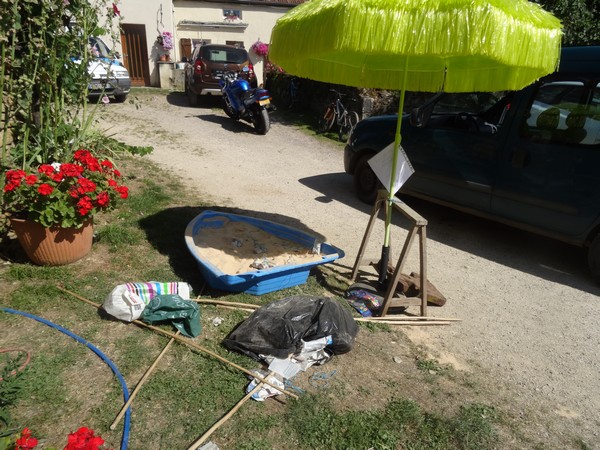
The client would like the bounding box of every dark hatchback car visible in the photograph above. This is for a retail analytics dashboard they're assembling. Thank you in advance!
[184,44,256,106]
[344,46,600,280]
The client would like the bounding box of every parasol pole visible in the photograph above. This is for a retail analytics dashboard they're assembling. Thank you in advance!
[378,56,409,286]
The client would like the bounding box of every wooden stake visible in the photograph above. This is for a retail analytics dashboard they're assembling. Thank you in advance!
[57,286,298,400]
[110,331,180,430]
[193,298,261,309]
[186,372,275,450]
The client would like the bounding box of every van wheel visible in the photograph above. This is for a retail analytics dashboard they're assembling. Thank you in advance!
[588,234,600,282]
[353,155,380,204]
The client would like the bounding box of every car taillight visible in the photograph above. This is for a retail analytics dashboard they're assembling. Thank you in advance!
[194,60,203,75]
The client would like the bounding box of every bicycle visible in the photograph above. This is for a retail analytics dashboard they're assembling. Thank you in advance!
[280,76,299,109]
[317,89,360,142]
[273,75,299,110]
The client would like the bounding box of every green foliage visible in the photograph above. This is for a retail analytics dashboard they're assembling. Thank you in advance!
[416,357,444,374]
[0,353,26,427]
[0,0,123,169]
[539,0,600,45]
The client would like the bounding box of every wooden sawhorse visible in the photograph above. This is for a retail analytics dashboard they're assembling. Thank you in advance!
[351,190,428,317]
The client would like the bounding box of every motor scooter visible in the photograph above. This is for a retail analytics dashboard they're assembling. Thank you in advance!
[219,71,271,134]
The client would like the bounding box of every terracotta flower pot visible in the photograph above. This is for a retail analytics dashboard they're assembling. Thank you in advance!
[10,218,94,266]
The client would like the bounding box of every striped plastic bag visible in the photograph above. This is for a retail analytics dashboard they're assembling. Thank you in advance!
[103,281,191,322]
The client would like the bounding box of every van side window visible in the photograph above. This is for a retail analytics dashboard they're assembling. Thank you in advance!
[522,80,600,145]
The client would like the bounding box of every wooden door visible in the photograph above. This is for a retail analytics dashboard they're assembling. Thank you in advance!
[180,38,192,61]
[120,24,150,86]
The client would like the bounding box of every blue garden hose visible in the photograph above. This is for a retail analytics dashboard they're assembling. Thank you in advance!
[0,307,131,450]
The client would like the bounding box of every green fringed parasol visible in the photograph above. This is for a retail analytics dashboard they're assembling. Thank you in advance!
[269,0,562,284]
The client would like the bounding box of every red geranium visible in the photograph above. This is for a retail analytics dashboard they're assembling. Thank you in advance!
[3,148,130,228]
[38,184,54,196]
[64,427,105,450]
[15,428,38,450]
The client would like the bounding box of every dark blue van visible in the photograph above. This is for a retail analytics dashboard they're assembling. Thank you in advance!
[343,46,600,280]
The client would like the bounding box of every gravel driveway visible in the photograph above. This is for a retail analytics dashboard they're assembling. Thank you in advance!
[97,89,600,447]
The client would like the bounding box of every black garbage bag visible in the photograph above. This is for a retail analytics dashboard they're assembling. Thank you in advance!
[222,296,359,361]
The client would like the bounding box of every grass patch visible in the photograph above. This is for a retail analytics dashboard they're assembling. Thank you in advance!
[283,395,497,450]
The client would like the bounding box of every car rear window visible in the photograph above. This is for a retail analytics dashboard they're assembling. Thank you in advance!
[201,47,247,64]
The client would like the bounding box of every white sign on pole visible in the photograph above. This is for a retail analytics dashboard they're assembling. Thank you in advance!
[368,142,415,196]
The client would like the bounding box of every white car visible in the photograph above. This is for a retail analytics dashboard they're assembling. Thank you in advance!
[86,36,131,102]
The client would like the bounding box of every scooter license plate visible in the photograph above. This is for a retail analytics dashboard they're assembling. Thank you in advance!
[258,99,270,106]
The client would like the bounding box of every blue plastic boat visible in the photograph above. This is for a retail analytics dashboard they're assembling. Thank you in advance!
[185,210,344,295]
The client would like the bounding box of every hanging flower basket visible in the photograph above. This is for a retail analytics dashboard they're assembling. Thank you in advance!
[160,31,173,50]
[251,40,269,57]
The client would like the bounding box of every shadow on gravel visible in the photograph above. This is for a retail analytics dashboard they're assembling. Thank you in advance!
[299,172,600,294]
[138,205,330,297]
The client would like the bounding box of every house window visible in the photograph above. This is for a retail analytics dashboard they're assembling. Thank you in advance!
[223,9,242,21]
[226,40,244,49]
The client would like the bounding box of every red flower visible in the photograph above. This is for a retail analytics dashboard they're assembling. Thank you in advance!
[64,427,105,450]
[15,428,38,450]
[96,191,110,207]
[25,175,38,185]
[3,182,18,192]
[77,177,97,194]
[77,196,93,216]
[115,186,129,199]
[108,180,117,187]
[38,184,54,196]
[74,150,102,172]
[37,165,55,176]
[113,169,121,177]
[112,3,120,16]
[101,160,114,169]
[52,172,65,182]
[69,187,80,198]
[5,169,25,185]
[60,163,84,177]
[74,149,92,161]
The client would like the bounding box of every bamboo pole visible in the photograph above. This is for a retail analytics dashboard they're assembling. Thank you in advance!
[186,372,275,450]
[364,316,461,322]
[110,331,180,430]
[57,286,298,400]
[193,298,261,309]
[208,305,256,313]
[354,318,453,326]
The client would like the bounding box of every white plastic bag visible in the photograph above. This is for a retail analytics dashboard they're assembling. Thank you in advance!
[103,281,191,322]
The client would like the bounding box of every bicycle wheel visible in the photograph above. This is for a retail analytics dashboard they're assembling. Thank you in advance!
[338,111,360,142]
[318,105,336,133]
